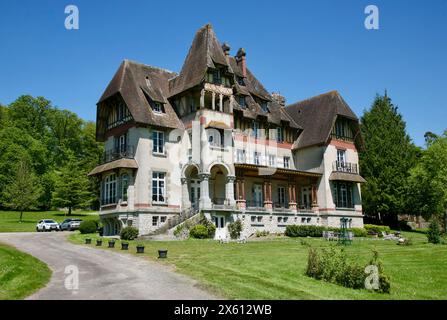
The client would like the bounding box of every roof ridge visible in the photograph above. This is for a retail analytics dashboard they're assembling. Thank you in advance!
[124,59,177,75]
[286,90,339,108]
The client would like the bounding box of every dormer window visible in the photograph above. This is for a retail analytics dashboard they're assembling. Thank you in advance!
[237,76,245,86]
[152,102,164,113]
[260,101,268,112]
[238,96,246,108]
[213,69,222,85]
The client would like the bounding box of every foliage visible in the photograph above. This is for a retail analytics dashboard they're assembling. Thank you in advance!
[359,92,419,225]
[228,219,243,239]
[79,220,98,234]
[407,131,447,229]
[306,247,390,293]
[2,160,42,222]
[285,225,325,237]
[51,155,93,215]
[0,95,103,211]
[364,224,391,236]
[189,224,210,239]
[256,230,270,237]
[120,226,139,240]
[427,220,441,244]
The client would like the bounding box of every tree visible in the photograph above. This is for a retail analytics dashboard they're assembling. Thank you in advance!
[427,220,441,244]
[359,92,419,225]
[52,156,93,215]
[2,160,42,222]
[407,131,447,231]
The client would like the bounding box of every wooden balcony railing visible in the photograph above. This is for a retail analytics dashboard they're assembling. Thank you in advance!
[332,161,358,174]
[102,145,135,164]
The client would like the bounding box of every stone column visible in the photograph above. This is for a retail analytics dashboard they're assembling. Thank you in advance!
[236,178,246,210]
[288,183,297,211]
[200,89,205,109]
[211,92,216,111]
[229,95,234,114]
[263,180,272,210]
[225,176,236,206]
[181,177,191,210]
[311,183,318,207]
[219,93,223,112]
[199,173,212,209]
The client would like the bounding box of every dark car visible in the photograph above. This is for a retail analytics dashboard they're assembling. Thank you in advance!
[59,219,83,231]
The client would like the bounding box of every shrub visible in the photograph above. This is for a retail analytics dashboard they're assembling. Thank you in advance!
[349,228,368,237]
[427,220,441,244]
[120,226,139,240]
[305,247,390,293]
[256,230,269,237]
[198,214,216,238]
[79,220,98,234]
[285,225,325,237]
[228,219,243,239]
[189,224,209,239]
[364,224,391,237]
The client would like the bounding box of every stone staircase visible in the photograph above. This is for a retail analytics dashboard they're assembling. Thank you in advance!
[141,207,200,238]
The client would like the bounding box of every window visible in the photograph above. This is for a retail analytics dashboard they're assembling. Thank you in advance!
[238,96,246,108]
[121,174,128,202]
[257,216,262,223]
[278,186,286,207]
[268,154,276,167]
[212,69,221,84]
[277,127,284,142]
[254,152,261,165]
[237,76,245,86]
[103,174,117,205]
[236,149,246,163]
[152,172,166,203]
[283,156,290,168]
[160,216,167,223]
[284,217,288,223]
[337,149,346,165]
[251,216,256,222]
[260,101,268,112]
[152,216,159,226]
[278,217,283,223]
[113,133,127,154]
[152,102,164,113]
[333,182,354,208]
[252,121,260,139]
[152,131,165,154]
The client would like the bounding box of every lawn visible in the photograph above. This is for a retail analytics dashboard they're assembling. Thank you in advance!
[0,210,99,232]
[0,242,51,299]
[69,231,447,300]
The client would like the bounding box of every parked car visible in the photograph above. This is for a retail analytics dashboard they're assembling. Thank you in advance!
[36,219,60,232]
[59,219,83,231]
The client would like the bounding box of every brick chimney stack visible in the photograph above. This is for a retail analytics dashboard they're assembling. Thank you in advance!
[222,42,230,56]
[235,48,247,77]
[271,92,286,107]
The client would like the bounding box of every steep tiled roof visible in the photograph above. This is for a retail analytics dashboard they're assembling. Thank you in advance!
[285,91,363,150]
[168,24,232,97]
[97,60,183,140]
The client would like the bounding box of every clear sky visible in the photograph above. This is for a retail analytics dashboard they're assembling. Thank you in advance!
[0,0,446,146]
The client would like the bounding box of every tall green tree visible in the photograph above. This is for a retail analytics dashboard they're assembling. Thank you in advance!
[3,160,42,222]
[359,92,419,225]
[52,156,93,215]
[407,131,447,231]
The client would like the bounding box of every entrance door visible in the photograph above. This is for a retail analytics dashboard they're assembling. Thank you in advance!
[190,180,200,210]
[253,184,263,207]
[214,215,227,239]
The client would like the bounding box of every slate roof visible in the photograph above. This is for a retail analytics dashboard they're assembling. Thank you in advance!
[96,60,183,141]
[285,91,364,150]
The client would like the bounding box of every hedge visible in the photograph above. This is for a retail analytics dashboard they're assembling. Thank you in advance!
[285,225,369,238]
[364,224,391,235]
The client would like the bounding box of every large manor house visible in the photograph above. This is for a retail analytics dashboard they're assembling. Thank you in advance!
[89,24,366,239]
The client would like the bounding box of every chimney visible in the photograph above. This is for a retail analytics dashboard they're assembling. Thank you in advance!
[235,48,247,77]
[222,42,231,56]
[271,92,286,107]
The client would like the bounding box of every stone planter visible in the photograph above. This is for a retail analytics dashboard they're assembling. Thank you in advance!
[121,243,129,250]
[96,239,103,246]
[85,238,91,244]
[136,245,145,254]
[158,249,168,259]
[108,240,115,248]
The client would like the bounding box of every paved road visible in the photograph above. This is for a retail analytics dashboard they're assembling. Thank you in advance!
[0,232,216,300]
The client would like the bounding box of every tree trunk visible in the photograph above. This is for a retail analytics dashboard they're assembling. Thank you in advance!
[19,211,23,223]
[68,206,72,216]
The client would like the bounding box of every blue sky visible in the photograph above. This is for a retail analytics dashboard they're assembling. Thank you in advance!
[0,0,446,146]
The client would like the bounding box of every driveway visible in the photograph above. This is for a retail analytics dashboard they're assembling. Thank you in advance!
[0,232,216,300]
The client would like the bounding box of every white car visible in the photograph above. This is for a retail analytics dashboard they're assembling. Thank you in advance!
[36,219,60,232]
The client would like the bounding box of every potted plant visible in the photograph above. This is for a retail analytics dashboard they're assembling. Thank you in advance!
[136,243,145,254]
[85,238,92,244]
[121,242,129,250]
[158,249,168,259]
[108,239,115,248]
[96,238,103,246]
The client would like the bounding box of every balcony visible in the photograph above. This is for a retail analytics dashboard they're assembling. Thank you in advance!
[332,161,358,174]
[246,200,266,211]
[273,202,291,212]
[102,145,135,164]
[212,198,234,210]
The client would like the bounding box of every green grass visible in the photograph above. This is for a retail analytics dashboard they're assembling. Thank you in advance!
[0,242,51,299]
[69,231,447,300]
[0,210,99,232]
